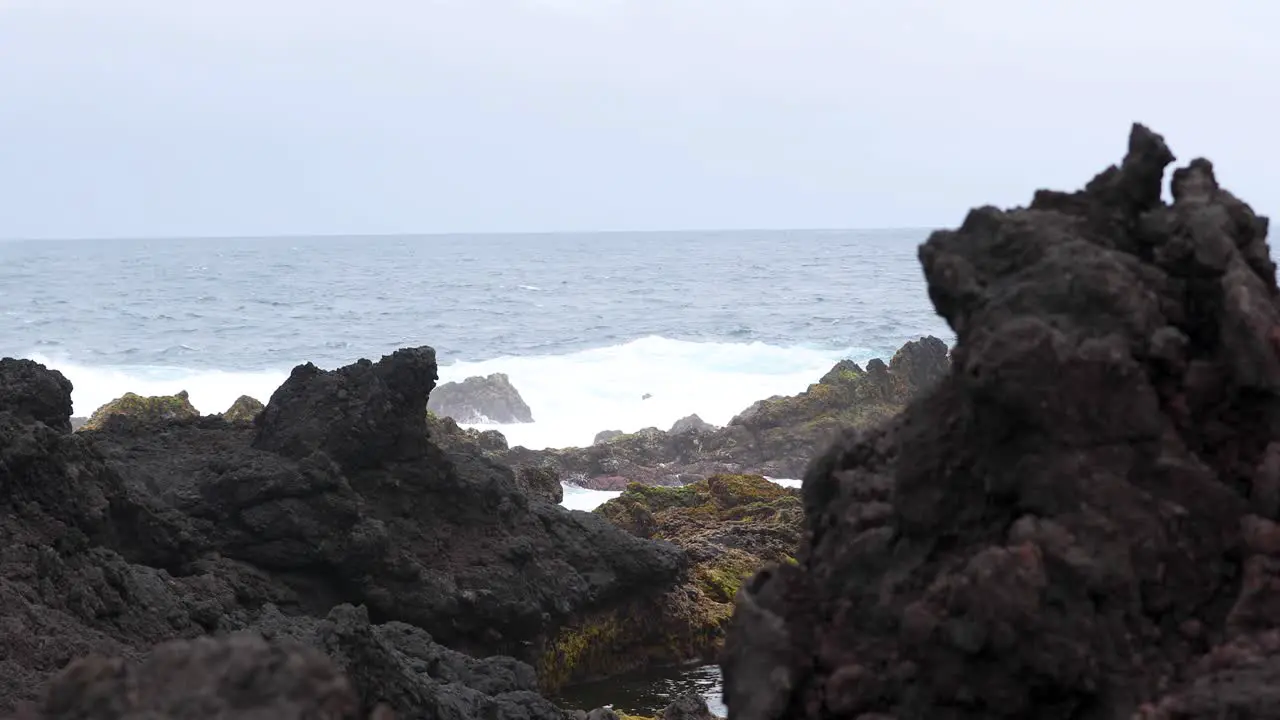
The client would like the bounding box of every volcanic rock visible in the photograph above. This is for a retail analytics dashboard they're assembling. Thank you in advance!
[516,464,565,504]
[720,125,1280,718]
[428,372,534,424]
[0,347,684,715]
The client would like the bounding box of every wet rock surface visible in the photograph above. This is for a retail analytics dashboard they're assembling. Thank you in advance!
[720,125,1280,719]
[0,348,683,717]
[508,337,949,489]
[429,372,535,424]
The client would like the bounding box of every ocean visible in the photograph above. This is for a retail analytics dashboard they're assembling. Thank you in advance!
[0,229,950,444]
[1,228,951,714]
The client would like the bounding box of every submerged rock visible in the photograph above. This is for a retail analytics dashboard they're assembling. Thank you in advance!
[0,347,684,715]
[79,389,199,431]
[721,125,1280,718]
[510,336,949,488]
[428,372,534,424]
[220,394,264,423]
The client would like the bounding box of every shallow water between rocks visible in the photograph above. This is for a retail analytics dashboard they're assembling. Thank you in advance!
[554,662,726,716]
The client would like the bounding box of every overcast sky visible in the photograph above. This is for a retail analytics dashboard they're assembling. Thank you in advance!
[0,0,1275,239]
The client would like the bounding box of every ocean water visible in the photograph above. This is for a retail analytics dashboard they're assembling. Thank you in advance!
[0,230,951,449]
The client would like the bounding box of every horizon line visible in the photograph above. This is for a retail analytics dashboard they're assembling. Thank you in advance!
[0,226,940,244]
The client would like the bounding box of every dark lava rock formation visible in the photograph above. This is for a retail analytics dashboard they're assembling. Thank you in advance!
[720,125,1280,719]
[429,372,535,424]
[508,337,949,490]
[0,347,684,716]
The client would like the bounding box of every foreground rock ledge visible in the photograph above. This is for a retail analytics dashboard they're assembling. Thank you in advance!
[0,346,684,716]
[721,125,1280,719]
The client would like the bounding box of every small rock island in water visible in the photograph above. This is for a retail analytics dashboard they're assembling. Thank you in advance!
[3,124,1277,719]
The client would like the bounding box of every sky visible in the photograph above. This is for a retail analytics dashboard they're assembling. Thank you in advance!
[0,0,1276,239]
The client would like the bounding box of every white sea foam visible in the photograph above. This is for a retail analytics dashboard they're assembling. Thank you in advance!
[27,335,869,449]
[556,475,803,512]
[558,483,622,512]
[446,335,866,449]
[24,352,289,419]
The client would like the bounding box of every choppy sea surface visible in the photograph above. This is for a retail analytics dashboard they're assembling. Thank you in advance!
[1,229,950,713]
[0,230,950,445]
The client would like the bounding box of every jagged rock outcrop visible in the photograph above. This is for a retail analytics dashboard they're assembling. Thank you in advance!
[721,125,1280,719]
[507,337,949,489]
[79,389,199,431]
[547,475,802,688]
[428,373,534,424]
[0,348,684,715]
[593,430,624,445]
[221,394,264,423]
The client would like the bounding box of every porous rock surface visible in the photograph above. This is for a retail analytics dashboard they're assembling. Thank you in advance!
[0,346,683,717]
[720,125,1280,719]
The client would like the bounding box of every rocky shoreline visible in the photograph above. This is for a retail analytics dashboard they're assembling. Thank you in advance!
[6,123,1277,719]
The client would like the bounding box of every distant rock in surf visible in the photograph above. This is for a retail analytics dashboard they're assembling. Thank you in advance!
[428,372,534,424]
[220,394,264,423]
[669,413,715,435]
[594,429,624,445]
[508,336,950,489]
[79,389,200,431]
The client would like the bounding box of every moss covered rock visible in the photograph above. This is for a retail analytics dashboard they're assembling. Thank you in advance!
[80,390,200,431]
[221,395,265,423]
[537,474,801,691]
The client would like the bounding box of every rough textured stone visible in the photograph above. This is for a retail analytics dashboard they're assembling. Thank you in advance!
[0,348,683,716]
[720,125,1280,719]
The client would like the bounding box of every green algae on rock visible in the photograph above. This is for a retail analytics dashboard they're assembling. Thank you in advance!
[220,395,265,423]
[79,390,200,431]
[537,474,802,692]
